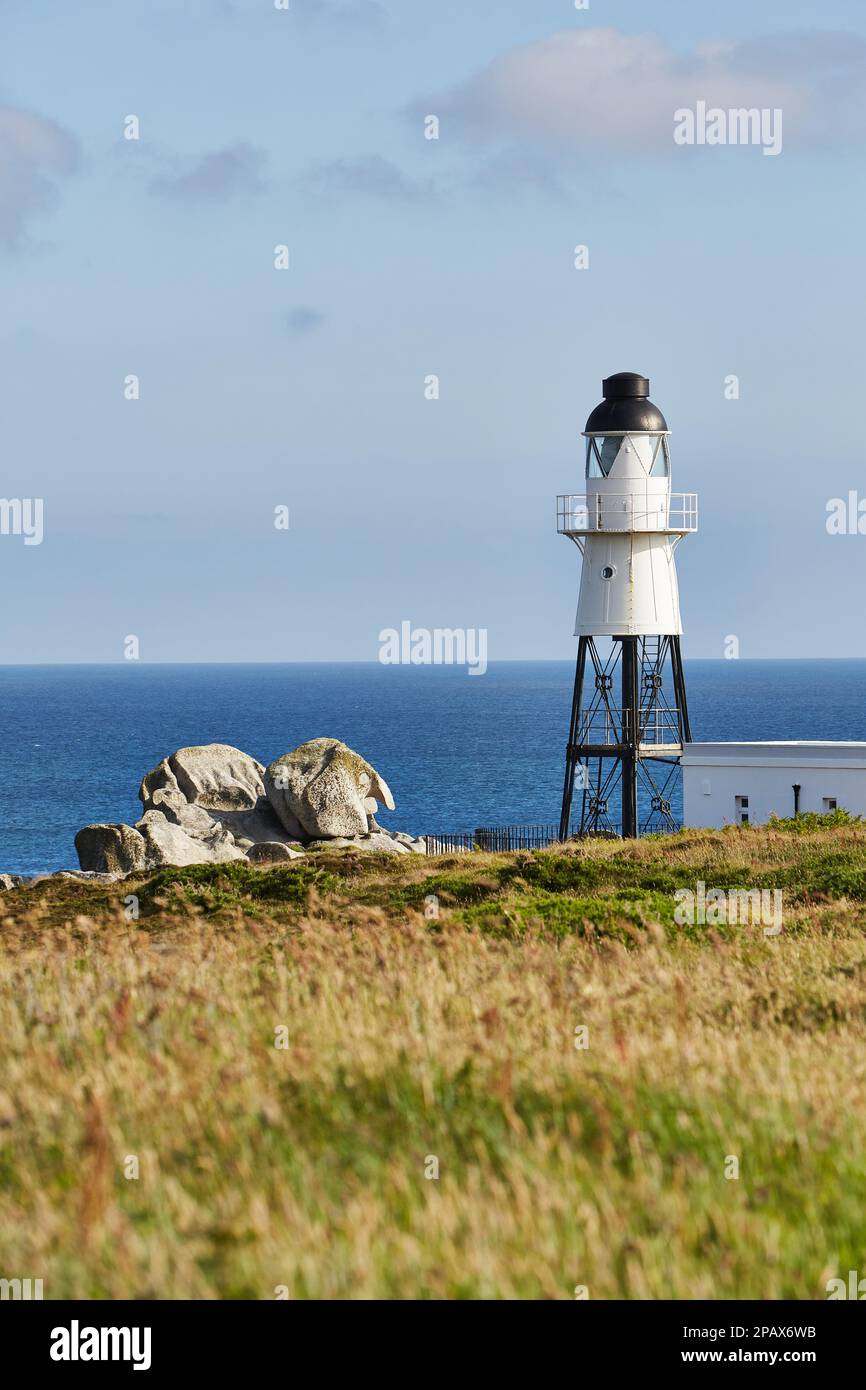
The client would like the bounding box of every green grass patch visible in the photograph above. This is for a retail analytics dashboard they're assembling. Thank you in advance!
[457,889,689,943]
[768,809,862,834]
[399,871,502,908]
[138,861,340,917]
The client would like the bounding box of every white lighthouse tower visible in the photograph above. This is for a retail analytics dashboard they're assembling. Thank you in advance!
[558,373,698,838]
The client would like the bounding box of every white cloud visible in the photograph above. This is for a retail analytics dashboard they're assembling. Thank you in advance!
[424,27,866,155]
[0,106,80,248]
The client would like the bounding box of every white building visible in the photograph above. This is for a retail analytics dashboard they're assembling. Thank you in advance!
[681,742,866,828]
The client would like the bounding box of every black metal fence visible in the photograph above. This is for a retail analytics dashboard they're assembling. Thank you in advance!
[424,823,577,856]
[475,823,565,852]
[423,832,477,855]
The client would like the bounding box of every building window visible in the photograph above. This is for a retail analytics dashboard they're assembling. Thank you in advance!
[735,795,749,826]
[823,797,837,812]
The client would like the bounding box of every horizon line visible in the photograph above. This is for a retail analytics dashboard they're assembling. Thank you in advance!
[0,656,865,669]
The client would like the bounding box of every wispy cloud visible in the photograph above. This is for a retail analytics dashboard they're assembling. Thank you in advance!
[299,154,434,202]
[150,143,266,202]
[419,27,866,156]
[0,105,80,249]
[469,148,568,200]
[285,306,325,335]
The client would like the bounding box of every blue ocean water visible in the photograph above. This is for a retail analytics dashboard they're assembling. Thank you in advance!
[1,660,865,875]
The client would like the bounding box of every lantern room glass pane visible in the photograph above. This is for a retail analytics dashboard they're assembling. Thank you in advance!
[597,437,621,475]
[585,434,669,478]
[649,436,670,477]
[585,436,622,478]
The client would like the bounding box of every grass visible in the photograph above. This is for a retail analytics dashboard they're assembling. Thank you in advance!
[2,817,866,1298]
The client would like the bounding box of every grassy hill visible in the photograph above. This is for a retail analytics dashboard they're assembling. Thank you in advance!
[2,814,866,1299]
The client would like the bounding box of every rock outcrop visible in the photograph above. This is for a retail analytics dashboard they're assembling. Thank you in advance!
[305,830,421,856]
[136,808,246,867]
[140,744,266,812]
[246,841,305,863]
[264,738,395,841]
[70,738,423,874]
[74,823,147,876]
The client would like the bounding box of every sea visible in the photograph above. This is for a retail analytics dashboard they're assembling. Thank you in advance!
[1,659,865,876]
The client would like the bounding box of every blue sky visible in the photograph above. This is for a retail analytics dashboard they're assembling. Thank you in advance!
[1,0,865,661]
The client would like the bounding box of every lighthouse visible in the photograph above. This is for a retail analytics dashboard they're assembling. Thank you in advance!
[557,373,698,838]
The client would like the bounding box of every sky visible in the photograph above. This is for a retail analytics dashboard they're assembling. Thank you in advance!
[1,0,866,662]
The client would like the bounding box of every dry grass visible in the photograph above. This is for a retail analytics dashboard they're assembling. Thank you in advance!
[2,819,866,1298]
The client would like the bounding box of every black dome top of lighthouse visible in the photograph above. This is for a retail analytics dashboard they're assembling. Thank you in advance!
[584,372,668,433]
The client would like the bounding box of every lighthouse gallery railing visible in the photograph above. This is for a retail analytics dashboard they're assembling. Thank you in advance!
[557,492,698,535]
[576,705,683,748]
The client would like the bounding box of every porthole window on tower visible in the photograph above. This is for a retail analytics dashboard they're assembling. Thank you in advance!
[600,564,616,580]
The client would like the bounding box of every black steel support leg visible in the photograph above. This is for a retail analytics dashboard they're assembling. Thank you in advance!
[559,637,588,840]
[621,637,638,839]
[669,635,692,743]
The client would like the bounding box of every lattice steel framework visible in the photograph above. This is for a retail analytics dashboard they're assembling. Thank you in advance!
[559,635,691,839]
